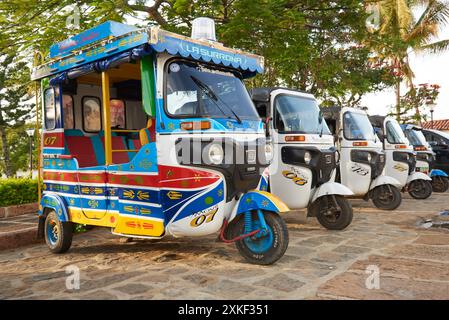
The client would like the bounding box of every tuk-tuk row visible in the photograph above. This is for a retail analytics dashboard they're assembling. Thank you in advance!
[31,19,447,265]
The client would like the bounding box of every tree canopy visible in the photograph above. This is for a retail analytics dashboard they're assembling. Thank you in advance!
[0,0,396,108]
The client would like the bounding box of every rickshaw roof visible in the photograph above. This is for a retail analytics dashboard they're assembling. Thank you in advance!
[250,87,314,102]
[31,21,264,81]
[401,124,422,131]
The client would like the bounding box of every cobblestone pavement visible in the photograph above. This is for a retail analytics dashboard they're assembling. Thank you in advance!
[1,193,448,300]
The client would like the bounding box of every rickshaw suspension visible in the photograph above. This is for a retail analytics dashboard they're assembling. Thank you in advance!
[219,210,269,244]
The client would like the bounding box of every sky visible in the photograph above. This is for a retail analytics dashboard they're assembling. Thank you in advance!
[361,25,449,121]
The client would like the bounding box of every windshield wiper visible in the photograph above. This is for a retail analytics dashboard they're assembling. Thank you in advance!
[190,75,242,124]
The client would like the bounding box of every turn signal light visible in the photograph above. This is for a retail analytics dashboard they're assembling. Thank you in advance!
[415,146,427,151]
[353,141,368,147]
[181,121,211,131]
[395,144,408,149]
[285,135,306,142]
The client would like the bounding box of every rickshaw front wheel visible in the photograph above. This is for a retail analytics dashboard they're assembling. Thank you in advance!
[432,176,449,193]
[232,211,289,265]
[44,210,73,254]
[310,195,353,231]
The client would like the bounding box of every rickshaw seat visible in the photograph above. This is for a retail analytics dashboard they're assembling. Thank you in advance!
[139,118,155,146]
[100,136,130,165]
[65,135,98,168]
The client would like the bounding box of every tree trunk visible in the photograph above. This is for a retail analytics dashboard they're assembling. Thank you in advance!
[395,80,401,122]
[0,125,13,178]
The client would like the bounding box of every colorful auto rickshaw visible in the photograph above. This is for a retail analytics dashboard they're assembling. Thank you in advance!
[32,19,289,265]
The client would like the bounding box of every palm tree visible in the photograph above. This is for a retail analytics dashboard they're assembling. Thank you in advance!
[369,0,449,120]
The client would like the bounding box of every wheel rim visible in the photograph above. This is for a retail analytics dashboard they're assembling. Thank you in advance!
[46,218,59,246]
[244,220,274,254]
[320,199,341,223]
[377,186,394,205]
[433,177,447,192]
[410,181,430,197]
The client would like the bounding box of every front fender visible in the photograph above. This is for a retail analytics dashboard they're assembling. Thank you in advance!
[407,172,432,184]
[369,175,402,191]
[430,169,449,178]
[311,182,354,203]
[39,193,69,222]
[229,191,289,222]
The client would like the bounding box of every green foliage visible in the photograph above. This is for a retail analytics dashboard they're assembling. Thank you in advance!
[0,52,35,177]
[390,83,441,124]
[0,179,38,207]
[0,0,395,109]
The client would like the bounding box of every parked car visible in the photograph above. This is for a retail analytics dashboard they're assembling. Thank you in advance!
[422,129,449,176]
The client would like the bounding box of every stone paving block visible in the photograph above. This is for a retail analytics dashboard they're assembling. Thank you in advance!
[253,274,305,293]
[317,271,449,300]
[349,255,449,282]
[413,234,449,245]
[385,244,449,262]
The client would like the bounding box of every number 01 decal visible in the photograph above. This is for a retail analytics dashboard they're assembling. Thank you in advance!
[190,207,219,227]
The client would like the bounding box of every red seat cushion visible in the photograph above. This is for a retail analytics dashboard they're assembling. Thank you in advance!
[101,137,130,164]
[131,139,142,150]
[66,136,98,168]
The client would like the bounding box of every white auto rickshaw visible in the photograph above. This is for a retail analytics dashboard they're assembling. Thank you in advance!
[251,88,354,230]
[370,116,433,199]
[322,107,403,210]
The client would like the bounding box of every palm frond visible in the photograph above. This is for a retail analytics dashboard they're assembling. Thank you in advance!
[420,38,449,53]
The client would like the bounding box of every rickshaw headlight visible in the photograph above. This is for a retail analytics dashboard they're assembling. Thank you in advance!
[264,143,274,163]
[206,144,224,165]
[367,153,372,163]
[304,151,312,164]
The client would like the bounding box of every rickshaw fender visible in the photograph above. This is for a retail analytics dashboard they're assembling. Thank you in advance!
[311,182,354,203]
[407,172,432,184]
[369,175,402,191]
[39,193,70,222]
[228,191,290,223]
[430,169,449,178]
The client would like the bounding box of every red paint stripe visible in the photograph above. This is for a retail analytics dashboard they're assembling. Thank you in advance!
[43,171,78,182]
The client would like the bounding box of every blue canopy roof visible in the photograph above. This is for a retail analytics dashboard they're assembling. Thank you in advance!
[32,22,264,81]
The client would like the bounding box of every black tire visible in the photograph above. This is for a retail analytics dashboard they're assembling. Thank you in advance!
[371,185,402,210]
[408,179,433,199]
[44,211,73,254]
[432,176,449,193]
[231,211,289,265]
[309,195,353,230]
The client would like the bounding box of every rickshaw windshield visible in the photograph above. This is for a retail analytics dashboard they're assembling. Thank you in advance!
[166,60,259,120]
[274,95,331,135]
[343,112,376,141]
[386,120,408,144]
[405,129,428,147]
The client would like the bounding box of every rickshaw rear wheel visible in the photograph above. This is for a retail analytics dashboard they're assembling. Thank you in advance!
[408,180,433,199]
[44,210,73,254]
[432,176,449,193]
[371,185,402,210]
[310,195,353,231]
[232,211,289,265]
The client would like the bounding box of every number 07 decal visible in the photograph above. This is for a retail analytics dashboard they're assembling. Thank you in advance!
[190,207,219,227]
